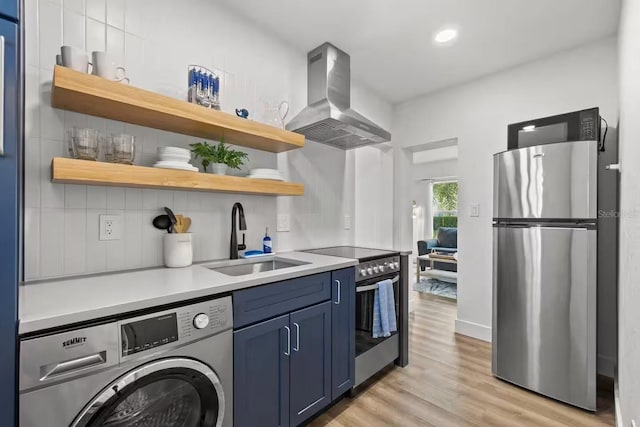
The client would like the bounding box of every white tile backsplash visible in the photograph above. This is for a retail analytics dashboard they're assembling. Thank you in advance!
[40,208,65,277]
[25,0,39,68]
[106,187,125,210]
[105,0,124,29]
[85,0,104,22]
[24,0,370,280]
[105,25,124,65]
[86,186,107,209]
[39,1,62,71]
[86,18,106,53]
[63,0,85,14]
[64,208,87,274]
[62,8,85,50]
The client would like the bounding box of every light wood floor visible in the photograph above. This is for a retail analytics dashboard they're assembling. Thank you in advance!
[310,293,615,427]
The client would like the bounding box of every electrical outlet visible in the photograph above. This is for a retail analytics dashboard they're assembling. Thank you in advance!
[277,214,290,232]
[344,215,352,230]
[470,203,480,217]
[99,215,122,241]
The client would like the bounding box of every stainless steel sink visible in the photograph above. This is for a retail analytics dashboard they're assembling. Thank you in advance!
[205,258,309,277]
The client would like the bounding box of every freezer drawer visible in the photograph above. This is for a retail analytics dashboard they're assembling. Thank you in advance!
[493,140,597,219]
[492,224,596,410]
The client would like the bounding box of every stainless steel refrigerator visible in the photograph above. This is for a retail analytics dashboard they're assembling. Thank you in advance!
[492,139,608,411]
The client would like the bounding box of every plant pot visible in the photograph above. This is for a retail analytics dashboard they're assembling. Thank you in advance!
[212,163,228,175]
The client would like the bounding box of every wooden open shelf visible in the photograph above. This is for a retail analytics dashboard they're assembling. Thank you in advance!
[51,66,305,153]
[51,158,304,196]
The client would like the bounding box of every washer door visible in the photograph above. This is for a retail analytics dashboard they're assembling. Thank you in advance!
[71,358,225,427]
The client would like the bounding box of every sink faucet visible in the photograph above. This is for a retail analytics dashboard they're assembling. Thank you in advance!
[230,202,247,259]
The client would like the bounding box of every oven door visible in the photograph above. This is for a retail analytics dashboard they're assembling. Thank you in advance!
[355,272,400,357]
[71,358,225,427]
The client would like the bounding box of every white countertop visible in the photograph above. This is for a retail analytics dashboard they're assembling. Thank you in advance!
[19,251,358,335]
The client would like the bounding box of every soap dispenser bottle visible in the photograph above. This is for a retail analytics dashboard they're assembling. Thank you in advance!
[263,228,272,253]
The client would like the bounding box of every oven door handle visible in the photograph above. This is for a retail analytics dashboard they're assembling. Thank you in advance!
[356,275,400,293]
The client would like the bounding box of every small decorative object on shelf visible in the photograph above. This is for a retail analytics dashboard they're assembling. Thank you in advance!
[187,65,220,110]
[235,108,249,119]
[189,138,248,175]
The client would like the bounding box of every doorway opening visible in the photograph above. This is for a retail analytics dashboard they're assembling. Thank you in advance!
[411,139,458,305]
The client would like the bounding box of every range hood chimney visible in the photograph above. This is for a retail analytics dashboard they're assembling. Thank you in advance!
[286,43,391,149]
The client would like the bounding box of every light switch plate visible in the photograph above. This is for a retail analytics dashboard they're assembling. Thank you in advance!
[99,214,122,241]
[470,203,480,217]
[277,214,290,232]
[344,215,352,230]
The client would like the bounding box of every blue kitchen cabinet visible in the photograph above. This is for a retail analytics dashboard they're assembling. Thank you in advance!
[0,0,17,20]
[330,268,355,399]
[289,301,332,426]
[0,8,20,427]
[233,270,354,426]
[234,314,290,427]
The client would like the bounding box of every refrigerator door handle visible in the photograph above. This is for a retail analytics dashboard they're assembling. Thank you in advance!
[0,35,4,156]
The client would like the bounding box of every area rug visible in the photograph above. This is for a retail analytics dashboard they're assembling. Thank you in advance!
[413,277,457,300]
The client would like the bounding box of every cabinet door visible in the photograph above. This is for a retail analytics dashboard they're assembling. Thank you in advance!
[289,302,332,426]
[330,268,355,399]
[234,314,290,427]
[0,1,18,21]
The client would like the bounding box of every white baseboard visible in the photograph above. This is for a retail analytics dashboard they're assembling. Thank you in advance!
[598,354,616,378]
[615,371,623,427]
[455,319,492,342]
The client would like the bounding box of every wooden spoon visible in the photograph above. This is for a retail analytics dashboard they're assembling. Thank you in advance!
[182,217,192,233]
[175,215,184,233]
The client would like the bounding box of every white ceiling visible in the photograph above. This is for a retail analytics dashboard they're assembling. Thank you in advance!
[218,0,620,103]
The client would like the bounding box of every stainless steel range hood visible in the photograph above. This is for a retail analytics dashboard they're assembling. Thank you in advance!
[286,43,391,149]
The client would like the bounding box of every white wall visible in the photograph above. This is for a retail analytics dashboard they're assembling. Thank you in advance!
[23,0,392,280]
[351,82,395,250]
[413,158,458,181]
[393,37,619,357]
[617,0,640,423]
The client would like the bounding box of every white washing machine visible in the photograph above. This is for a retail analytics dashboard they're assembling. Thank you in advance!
[19,295,233,426]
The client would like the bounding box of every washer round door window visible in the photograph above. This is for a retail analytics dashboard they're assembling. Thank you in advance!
[71,358,225,427]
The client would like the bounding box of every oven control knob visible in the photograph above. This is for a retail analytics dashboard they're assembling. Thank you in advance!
[388,263,395,270]
[360,269,367,276]
[379,265,386,272]
[367,267,373,274]
[373,266,379,273]
[394,262,400,268]
[193,313,210,329]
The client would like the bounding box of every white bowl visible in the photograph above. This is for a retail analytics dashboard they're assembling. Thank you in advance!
[250,168,280,175]
[159,153,191,163]
[158,146,190,156]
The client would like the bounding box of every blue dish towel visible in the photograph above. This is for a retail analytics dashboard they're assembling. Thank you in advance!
[372,279,397,338]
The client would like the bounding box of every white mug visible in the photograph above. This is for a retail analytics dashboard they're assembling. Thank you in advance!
[91,51,129,83]
[61,46,91,73]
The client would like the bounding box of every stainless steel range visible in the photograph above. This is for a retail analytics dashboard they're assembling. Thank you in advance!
[302,246,402,387]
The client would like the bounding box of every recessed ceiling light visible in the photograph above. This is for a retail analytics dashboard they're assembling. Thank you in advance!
[434,28,458,44]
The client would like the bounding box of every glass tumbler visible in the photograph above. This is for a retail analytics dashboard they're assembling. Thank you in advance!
[71,127,99,160]
[107,133,136,164]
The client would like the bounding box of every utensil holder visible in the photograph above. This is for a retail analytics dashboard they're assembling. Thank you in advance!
[163,233,193,268]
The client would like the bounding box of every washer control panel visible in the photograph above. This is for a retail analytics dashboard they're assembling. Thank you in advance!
[119,296,232,360]
[357,256,400,282]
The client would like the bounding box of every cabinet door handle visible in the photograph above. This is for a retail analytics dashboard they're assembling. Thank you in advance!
[284,326,291,356]
[293,322,300,352]
[334,280,341,305]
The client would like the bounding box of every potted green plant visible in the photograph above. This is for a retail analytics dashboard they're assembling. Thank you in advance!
[190,139,248,175]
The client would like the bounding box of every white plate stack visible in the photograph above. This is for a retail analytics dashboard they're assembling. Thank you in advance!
[154,147,198,171]
[248,168,285,181]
